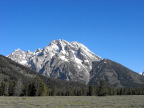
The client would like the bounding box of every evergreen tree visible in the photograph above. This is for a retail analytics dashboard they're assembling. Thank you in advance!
[77,89,83,96]
[51,86,58,96]
[88,85,95,96]
[8,80,16,96]
[22,83,30,96]
[97,80,108,96]
[82,88,87,96]
[0,80,9,96]
[28,76,48,96]
[14,79,23,96]
[40,81,48,96]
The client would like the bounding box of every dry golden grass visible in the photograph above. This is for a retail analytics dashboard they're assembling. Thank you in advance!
[0,95,144,108]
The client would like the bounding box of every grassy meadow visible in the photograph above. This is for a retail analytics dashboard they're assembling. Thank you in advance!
[0,95,144,108]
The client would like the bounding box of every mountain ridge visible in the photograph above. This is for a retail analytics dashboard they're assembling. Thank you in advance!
[89,59,144,87]
[7,39,144,87]
[8,39,102,84]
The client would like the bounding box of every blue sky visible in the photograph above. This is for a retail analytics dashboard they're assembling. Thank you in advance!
[0,0,144,73]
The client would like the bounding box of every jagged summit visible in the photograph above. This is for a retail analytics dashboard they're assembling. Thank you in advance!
[14,48,22,51]
[8,39,102,84]
[50,39,68,44]
[48,39,92,52]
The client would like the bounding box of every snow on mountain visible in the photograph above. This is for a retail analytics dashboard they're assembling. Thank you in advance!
[8,39,102,84]
[139,72,144,76]
[7,48,33,65]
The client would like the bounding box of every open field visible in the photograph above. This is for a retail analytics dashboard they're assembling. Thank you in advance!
[0,95,144,108]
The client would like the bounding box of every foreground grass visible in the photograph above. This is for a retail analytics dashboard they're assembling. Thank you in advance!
[0,95,144,108]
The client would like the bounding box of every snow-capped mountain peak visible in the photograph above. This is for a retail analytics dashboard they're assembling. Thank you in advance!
[8,48,28,65]
[139,72,144,76]
[14,48,22,51]
[8,39,102,84]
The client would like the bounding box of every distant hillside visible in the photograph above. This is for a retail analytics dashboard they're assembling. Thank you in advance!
[89,59,144,87]
[0,54,86,90]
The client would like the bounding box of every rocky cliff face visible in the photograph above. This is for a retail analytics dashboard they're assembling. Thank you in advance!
[8,39,102,84]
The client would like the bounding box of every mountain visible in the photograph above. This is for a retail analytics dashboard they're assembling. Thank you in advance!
[7,39,144,87]
[89,59,144,87]
[1,55,144,97]
[0,54,86,90]
[8,39,102,84]
[139,72,144,76]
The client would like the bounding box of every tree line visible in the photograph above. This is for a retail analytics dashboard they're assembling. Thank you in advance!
[0,78,144,96]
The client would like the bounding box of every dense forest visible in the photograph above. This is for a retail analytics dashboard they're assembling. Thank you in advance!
[0,78,144,96]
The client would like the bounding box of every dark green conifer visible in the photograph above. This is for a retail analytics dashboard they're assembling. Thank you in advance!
[97,80,108,96]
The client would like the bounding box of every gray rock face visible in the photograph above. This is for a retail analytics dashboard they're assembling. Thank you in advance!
[8,39,102,84]
[8,49,33,65]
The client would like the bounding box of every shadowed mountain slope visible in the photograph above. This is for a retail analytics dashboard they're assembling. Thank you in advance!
[89,59,144,87]
[0,54,86,89]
